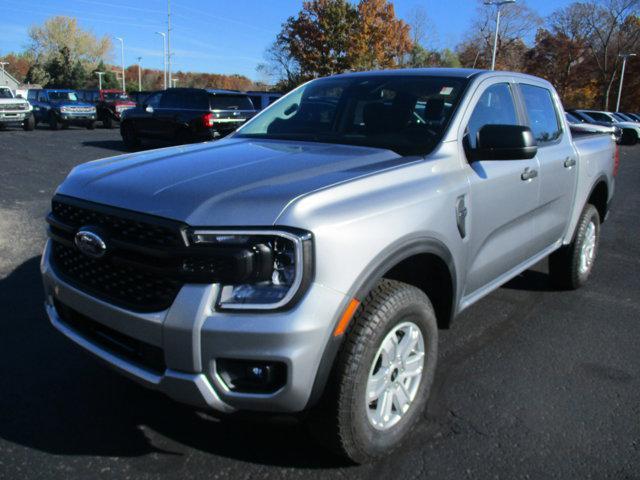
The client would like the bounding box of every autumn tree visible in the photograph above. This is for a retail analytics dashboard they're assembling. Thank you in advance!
[350,0,412,70]
[0,52,36,82]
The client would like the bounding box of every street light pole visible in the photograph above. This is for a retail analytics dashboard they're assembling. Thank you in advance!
[137,57,142,91]
[95,71,104,90]
[167,0,172,88]
[484,0,515,70]
[0,62,8,85]
[115,37,126,91]
[616,53,636,112]
[155,31,167,89]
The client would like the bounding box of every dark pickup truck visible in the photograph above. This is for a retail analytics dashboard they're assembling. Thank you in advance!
[120,88,257,148]
[78,89,136,128]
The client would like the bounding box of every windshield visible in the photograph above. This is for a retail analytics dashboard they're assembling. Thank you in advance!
[565,112,582,124]
[103,92,130,101]
[49,91,78,101]
[210,94,254,110]
[0,87,13,99]
[236,75,469,156]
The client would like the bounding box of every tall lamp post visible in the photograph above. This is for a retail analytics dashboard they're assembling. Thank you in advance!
[115,36,125,91]
[0,62,8,85]
[155,31,167,89]
[95,71,105,90]
[484,0,516,70]
[136,57,142,91]
[616,53,636,112]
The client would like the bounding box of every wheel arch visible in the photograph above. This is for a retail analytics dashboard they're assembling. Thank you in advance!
[587,177,609,223]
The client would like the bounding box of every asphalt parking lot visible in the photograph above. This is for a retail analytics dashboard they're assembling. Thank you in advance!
[0,125,639,479]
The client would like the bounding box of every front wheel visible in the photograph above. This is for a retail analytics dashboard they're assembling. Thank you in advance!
[311,279,438,463]
[121,122,140,150]
[103,115,114,129]
[49,113,62,130]
[549,203,600,290]
[23,114,35,131]
[86,121,96,130]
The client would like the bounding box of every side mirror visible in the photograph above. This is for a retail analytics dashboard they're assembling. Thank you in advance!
[620,128,637,145]
[471,124,538,161]
[145,105,154,113]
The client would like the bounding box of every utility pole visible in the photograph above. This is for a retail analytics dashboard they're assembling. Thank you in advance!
[155,31,167,89]
[115,37,126,91]
[137,57,142,91]
[0,62,8,85]
[95,71,105,90]
[167,0,172,88]
[616,53,636,112]
[484,0,515,70]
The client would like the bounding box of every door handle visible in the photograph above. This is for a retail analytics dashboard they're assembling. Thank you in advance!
[521,167,538,181]
[564,157,576,168]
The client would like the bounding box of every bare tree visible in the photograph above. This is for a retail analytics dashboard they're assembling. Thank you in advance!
[581,0,640,109]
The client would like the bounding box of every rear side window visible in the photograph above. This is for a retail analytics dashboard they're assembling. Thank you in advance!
[520,84,562,144]
[210,94,254,110]
[466,83,519,149]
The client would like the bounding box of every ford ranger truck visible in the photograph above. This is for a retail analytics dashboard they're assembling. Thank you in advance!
[28,89,97,130]
[41,69,616,463]
[0,86,34,130]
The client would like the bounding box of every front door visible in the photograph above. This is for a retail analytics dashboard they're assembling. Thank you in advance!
[462,81,541,297]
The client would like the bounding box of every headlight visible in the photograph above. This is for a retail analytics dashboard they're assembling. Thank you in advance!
[188,229,313,310]
[60,106,69,113]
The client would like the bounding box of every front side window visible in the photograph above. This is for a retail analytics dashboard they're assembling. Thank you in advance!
[520,84,562,144]
[145,92,162,108]
[237,75,469,156]
[466,83,519,150]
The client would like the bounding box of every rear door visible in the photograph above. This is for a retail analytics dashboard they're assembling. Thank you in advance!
[461,79,541,297]
[518,82,578,251]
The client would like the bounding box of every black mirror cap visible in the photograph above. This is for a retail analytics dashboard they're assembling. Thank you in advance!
[472,124,538,161]
[620,128,638,145]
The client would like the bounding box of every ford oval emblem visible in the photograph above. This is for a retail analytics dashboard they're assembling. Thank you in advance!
[75,229,107,259]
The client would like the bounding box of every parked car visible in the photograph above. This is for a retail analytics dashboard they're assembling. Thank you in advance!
[42,69,616,463]
[129,90,155,106]
[119,88,257,149]
[28,89,97,130]
[78,89,136,128]
[246,90,283,110]
[620,112,640,122]
[570,109,640,143]
[565,111,626,144]
[0,85,34,130]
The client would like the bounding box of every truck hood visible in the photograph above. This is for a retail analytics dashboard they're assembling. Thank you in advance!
[57,138,414,226]
[50,100,93,108]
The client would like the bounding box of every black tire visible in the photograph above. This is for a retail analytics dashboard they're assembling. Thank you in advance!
[549,204,600,290]
[23,114,35,131]
[121,122,140,150]
[49,113,62,130]
[310,279,438,463]
[86,121,96,130]
[103,115,113,129]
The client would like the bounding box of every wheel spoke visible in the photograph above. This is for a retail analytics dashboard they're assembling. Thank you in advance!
[393,384,411,413]
[367,371,388,401]
[397,325,419,361]
[403,352,425,378]
[377,389,394,423]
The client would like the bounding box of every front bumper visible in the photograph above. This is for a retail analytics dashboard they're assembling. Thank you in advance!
[41,240,347,413]
[59,112,96,123]
[0,111,29,124]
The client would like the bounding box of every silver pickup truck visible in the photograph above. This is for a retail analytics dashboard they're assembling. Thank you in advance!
[0,86,34,130]
[41,69,616,462]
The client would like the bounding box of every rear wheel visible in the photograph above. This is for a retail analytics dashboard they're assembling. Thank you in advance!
[121,122,140,150]
[549,203,600,290]
[103,115,114,129]
[310,279,438,463]
[23,114,35,131]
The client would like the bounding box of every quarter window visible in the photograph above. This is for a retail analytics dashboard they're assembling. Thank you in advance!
[466,83,519,149]
[520,84,562,144]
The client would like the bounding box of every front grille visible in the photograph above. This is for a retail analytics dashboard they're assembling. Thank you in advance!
[55,299,166,374]
[0,103,28,111]
[63,106,94,113]
[49,196,188,312]
[52,200,183,248]
[52,242,182,312]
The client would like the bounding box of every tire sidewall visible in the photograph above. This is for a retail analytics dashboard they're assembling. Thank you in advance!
[572,205,600,286]
[343,298,438,459]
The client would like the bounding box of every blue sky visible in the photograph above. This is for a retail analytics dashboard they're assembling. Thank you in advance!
[0,0,575,81]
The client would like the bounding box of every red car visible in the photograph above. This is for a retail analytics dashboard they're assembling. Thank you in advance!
[78,89,136,128]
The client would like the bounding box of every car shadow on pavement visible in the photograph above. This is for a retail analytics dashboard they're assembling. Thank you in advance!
[501,265,557,292]
[81,140,132,152]
[0,256,350,469]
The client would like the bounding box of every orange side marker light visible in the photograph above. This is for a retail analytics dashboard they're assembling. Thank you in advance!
[333,298,361,337]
